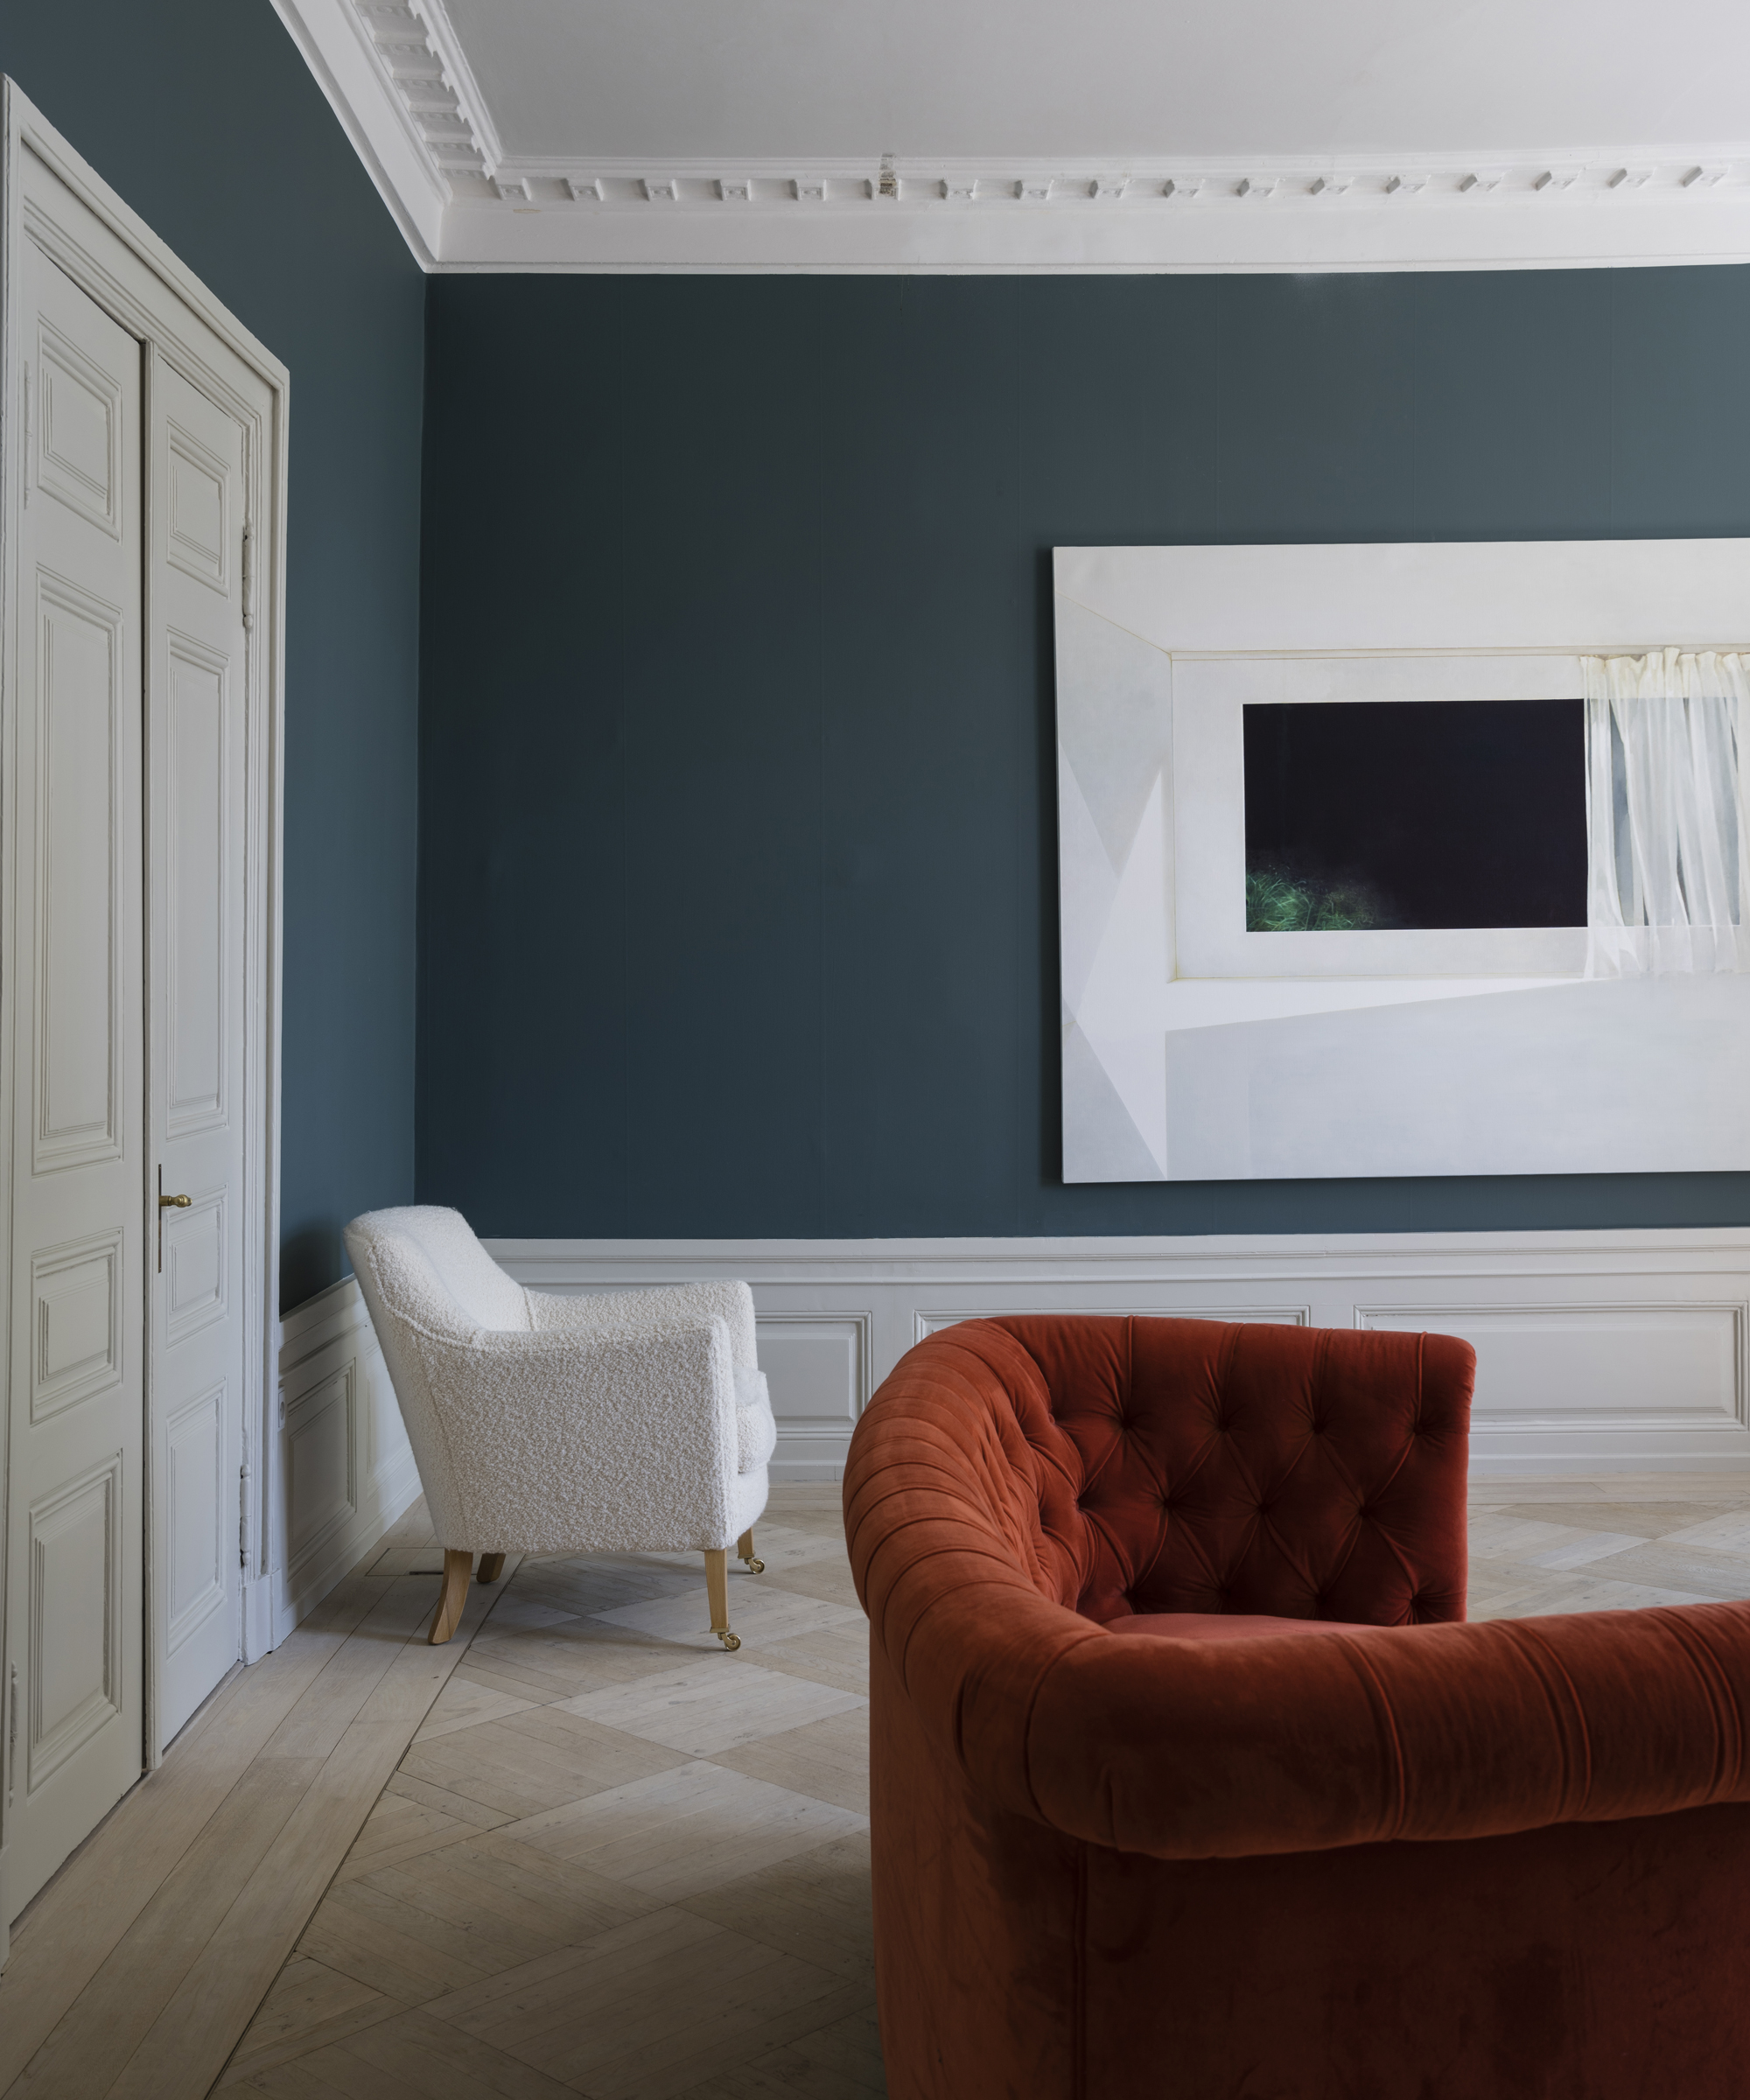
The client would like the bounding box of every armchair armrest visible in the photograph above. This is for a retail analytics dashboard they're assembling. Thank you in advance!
[529,1278,759,1371]
[406,1314,741,1553]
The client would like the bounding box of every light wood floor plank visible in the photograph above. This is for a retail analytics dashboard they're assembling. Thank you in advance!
[398,1708,685,1820]
[358,1831,662,1958]
[6,1755,324,2098]
[102,1578,504,2099]
[215,1959,397,2090]
[677,1834,874,1980]
[709,1706,872,1814]
[433,1905,866,2100]
[753,1558,864,1612]
[0,1579,382,2092]
[410,1678,536,1744]
[323,2007,582,2097]
[752,1625,870,1700]
[673,2005,889,2099]
[498,1760,868,1904]
[382,1772,517,1830]
[556,1661,863,1758]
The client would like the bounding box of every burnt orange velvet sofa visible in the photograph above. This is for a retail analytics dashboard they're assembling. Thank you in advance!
[844,1314,1750,2099]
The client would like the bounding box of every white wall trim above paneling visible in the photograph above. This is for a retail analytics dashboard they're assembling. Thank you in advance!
[265,5,1750,274]
[488,1229,1750,1480]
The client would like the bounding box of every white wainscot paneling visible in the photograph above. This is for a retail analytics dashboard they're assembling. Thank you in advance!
[1360,1299,1747,1467]
[753,1314,871,1479]
[488,1230,1750,1481]
[272,1275,416,1639]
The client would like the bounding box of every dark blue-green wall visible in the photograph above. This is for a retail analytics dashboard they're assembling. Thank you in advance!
[0,1,424,1305]
[417,270,1750,1240]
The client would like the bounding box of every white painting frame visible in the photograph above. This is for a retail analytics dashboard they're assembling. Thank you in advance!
[1054,538,1750,1184]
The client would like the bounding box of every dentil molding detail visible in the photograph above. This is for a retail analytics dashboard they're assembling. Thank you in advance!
[274,0,1750,270]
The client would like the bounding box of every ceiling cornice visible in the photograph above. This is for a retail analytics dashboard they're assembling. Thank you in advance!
[275,0,1750,275]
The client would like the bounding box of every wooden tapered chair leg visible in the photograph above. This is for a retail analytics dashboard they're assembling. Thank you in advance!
[429,1549,474,1644]
[736,1528,765,1573]
[477,1553,506,1584]
[704,1548,739,1650]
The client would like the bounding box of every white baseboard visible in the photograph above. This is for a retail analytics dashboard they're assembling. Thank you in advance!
[487,1228,1750,1480]
[272,1277,420,1642]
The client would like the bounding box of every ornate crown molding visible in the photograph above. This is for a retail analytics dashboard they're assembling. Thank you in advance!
[273,0,1750,272]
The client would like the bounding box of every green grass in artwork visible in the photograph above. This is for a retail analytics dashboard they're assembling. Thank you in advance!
[1246,867,1382,933]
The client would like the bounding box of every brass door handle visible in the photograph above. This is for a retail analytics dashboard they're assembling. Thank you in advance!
[159,1193,192,1208]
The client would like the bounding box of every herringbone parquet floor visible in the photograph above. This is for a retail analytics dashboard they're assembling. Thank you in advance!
[214,1471,1750,2097]
[216,1485,878,2098]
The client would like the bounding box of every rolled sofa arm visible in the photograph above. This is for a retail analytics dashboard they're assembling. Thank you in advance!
[406,1317,740,1553]
[848,1393,1750,1863]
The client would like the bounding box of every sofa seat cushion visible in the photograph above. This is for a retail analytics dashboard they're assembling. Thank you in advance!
[1102,1611,1370,1643]
[733,1367,777,1475]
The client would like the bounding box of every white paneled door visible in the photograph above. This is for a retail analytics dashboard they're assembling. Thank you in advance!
[4,236,147,1915]
[2,122,277,1924]
[148,354,252,1745]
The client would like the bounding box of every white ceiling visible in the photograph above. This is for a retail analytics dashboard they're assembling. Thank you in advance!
[272,0,1750,271]
[445,0,1747,164]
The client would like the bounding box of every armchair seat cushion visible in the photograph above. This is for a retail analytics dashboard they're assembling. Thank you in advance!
[1102,1611,1369,1644]
[734,1367,777,1475]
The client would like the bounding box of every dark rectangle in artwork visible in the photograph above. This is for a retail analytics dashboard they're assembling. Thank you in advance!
[1242,697,1586,931]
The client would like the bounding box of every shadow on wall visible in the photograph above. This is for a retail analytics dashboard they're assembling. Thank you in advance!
[280,1227,350,1314]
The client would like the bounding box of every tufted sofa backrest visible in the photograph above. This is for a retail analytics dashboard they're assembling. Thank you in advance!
[912,1315,1473,1626]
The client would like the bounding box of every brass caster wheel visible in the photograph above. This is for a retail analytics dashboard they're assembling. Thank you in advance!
[742,1556,766,1574]
[717,1629,741,1652]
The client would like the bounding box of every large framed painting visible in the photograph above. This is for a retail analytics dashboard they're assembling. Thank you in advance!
[1054,539,1750,1181]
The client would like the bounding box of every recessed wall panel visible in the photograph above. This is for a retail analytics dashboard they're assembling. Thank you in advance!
[284,1365,357,1573]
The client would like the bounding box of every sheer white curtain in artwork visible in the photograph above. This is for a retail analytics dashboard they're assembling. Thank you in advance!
[1584,648,1750,976]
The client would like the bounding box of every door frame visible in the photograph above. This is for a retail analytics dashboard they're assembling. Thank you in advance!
[0,78,286,1932]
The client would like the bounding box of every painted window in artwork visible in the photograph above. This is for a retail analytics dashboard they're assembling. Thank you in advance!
[1242,698,1587,931]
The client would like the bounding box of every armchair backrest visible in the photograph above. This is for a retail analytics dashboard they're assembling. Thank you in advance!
[344,1206,533,1542]
[876,1315,1474,1628]
[347,1205,532,1336]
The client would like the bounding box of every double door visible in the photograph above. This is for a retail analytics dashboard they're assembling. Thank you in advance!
[3,170,259,1920]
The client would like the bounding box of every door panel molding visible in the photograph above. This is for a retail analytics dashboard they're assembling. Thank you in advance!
[163,628,228,1138]
[30,1228,122,1424]
[32,569,123,1173]
[35,315,123,537]
[26,1451,123,1791]
[164,1380,227,1654]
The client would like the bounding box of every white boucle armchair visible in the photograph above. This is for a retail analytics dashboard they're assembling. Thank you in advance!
[344,1207,774,1649]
